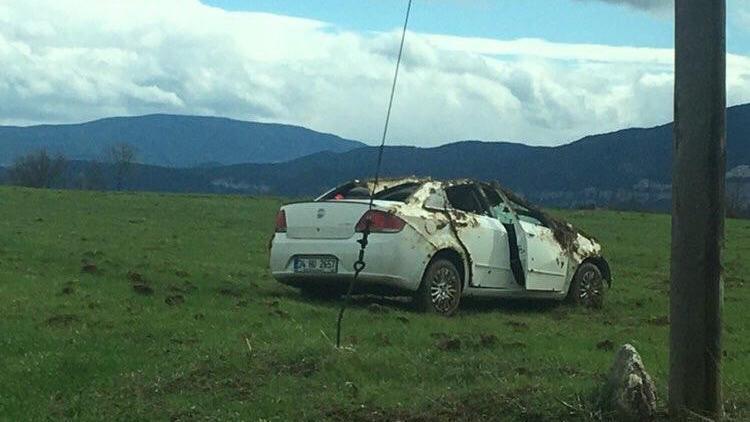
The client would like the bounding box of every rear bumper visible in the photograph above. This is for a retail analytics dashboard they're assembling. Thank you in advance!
[270,228,432,294]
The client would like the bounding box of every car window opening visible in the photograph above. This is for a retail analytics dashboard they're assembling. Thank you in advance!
[320,181,421,202]
[477,184,525,286]
[373,183,421,202]
[445,184,488,215]
[319,181,370,200]
[480,185,514,224]
[485,183,546,227]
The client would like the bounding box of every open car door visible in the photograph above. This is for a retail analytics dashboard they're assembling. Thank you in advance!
[482,184,569,292]
[514,218,568,292]
[437,183,516,290]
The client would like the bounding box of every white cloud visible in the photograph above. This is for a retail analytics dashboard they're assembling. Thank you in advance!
[1,0,750,146]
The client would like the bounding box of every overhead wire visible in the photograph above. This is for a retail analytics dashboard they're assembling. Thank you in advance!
[335,0,413,348]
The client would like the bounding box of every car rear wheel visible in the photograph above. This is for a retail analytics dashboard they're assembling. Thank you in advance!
[415,259,462,316]
[567,262,605,308]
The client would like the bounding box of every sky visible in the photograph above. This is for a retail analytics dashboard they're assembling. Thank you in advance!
[1,0,750,147]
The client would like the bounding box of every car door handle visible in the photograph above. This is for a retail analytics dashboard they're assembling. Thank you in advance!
[527,233,535,238]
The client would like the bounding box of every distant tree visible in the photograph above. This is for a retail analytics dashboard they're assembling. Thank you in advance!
[8,149,67,188]
[104,143,137,191]
[75,161,106,191]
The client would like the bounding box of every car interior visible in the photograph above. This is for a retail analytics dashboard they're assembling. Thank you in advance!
[445,184,490,215]
[319,181,422,202]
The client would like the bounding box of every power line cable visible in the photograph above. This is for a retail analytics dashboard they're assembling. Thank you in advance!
[335,0,413,348]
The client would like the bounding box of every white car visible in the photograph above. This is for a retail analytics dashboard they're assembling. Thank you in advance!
[269,178,611,315]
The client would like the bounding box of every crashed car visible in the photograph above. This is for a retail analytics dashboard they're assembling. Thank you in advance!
[269,178,611,315]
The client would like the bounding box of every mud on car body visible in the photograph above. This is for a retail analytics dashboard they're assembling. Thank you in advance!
[269,178,611,315]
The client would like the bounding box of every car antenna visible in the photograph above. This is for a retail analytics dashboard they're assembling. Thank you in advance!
[335,0,413,348]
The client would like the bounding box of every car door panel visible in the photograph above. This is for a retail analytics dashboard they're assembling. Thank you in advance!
[444,184,516,290]
[517,221,568,292]
[485,184,568,292]
[454,215,516,289]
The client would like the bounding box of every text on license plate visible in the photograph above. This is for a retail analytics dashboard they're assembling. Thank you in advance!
[293,256,338,273]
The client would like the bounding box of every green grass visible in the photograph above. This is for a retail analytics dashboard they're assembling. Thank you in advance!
[0,187,748,421]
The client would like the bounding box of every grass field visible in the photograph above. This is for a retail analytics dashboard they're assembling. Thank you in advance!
[1,187,749,421]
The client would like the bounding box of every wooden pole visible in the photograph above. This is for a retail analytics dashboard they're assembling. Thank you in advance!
[670,0,726,419]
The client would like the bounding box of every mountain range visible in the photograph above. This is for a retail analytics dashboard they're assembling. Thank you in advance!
[2,105,749,212]
[0,114,364,167]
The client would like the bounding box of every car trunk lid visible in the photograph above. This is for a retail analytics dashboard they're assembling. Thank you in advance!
[283,200,393,239]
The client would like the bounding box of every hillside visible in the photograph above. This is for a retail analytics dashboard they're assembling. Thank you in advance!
[2,105,749,212]
[45,103,743,211]
[213,103,749,201]
[1,187,749,420]
[0,114,365,167]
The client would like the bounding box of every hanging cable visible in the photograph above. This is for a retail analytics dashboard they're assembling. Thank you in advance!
[336,0,413,348]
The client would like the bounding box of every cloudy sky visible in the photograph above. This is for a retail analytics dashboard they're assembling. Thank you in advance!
[1,0,749,146]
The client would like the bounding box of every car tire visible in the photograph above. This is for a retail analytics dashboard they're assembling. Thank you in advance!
[567,262,605,308]
[414,258,462,316]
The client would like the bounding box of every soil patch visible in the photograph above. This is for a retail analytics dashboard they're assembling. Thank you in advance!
[46,314,79,327]
[277,357,319,378]
[132,284,154,295]
[597,339,614,351]
[127,271,145,283]
[436,337,461,351]
[81,262,98,274]
[367,303,389,314]
[647,315,670,326]
[479,334,498,348]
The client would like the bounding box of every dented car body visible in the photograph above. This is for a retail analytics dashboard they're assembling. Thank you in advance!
[270,178,611,315]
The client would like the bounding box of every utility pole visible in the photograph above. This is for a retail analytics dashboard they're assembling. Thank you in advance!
[670,0,726,419]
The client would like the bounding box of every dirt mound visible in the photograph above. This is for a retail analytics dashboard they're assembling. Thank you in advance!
[81,262,98,274]
[127,271,145,283]
[132,284,154,295]
[46,314,79,327]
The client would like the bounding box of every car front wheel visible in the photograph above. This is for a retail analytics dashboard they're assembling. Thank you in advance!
[415,258,462,316]
[567,262,605,308]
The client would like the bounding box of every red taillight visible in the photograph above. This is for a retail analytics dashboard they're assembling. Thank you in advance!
[355,210,406,233]
[275,209,287,232]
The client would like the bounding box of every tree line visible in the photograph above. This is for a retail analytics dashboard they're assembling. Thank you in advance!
[2,143,748,218]
[3,142,138,191]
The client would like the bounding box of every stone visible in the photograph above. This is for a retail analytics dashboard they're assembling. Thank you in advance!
[603,344,658,421]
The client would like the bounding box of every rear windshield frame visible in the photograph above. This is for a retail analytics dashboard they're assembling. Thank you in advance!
[371,182,422,202]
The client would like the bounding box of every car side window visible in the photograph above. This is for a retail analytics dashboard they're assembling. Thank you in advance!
[445,184,489,216]
[491,204,514,224]
[508,201,545,226]
[480,185,514,224]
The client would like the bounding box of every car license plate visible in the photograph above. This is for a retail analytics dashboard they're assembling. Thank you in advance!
[293,256,338,273]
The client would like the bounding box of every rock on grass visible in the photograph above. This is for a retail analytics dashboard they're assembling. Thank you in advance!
[602,344,657,421]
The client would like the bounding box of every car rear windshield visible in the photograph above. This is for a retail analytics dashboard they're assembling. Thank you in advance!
[372,183,421,202]
[319,182,421,202]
